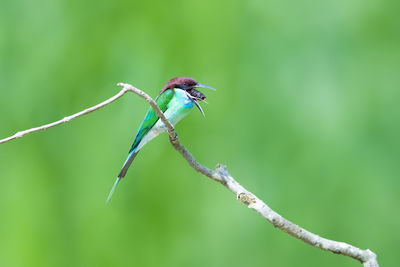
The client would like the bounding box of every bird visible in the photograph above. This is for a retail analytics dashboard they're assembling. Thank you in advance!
[106,77,215,202]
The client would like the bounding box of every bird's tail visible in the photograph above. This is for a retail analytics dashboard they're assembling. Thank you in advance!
[118,149,139,179]
[106,149,139,203]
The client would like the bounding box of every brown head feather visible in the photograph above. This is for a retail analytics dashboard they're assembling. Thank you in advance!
[159,77,199,95]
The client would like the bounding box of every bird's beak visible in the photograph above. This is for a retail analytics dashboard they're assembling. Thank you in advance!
[195,84,216,91]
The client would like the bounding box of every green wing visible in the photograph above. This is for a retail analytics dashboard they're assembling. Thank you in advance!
[129,89,174,152]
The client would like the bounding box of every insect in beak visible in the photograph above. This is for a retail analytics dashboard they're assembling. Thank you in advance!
[185,91,206,117]
[193,99,205,117]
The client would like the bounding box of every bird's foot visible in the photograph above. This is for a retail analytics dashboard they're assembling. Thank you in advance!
[169,132,178,143]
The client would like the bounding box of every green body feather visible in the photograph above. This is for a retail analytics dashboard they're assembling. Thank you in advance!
[129,89,174,152]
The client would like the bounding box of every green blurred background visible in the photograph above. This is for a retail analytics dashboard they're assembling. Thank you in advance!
[0,0,399,266]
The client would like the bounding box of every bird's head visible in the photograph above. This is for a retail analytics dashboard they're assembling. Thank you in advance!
[160,77,215,116]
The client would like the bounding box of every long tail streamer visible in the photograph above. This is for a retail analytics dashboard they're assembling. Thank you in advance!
[106,177,121,203]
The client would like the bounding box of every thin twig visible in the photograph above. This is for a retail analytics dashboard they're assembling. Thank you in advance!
[0,87,130,144]
[0,83,379,267]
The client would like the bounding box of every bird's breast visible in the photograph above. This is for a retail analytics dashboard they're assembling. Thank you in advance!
[168,89,194,109]
[163,89,194,125]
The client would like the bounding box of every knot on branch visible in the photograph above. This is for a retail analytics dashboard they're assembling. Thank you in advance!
[216,164,229,176]
[237,192,257,206]
[215,164,231,185]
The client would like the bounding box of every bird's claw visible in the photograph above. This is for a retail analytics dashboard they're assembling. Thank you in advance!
[169,132,178,142]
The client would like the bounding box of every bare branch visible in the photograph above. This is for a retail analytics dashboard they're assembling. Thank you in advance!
[0,83,172,145]
[0,87,130,144]
[0,83,379,266]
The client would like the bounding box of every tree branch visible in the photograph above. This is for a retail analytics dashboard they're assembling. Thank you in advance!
[0,87,130,144]
[0,83,379,266]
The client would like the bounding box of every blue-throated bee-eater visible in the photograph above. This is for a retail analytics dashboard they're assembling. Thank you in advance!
[107,77,215,202]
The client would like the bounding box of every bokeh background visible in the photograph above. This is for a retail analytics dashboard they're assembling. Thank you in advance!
[0,0,399,266]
